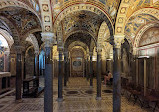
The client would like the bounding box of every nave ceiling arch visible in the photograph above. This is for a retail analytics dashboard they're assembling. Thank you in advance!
[26,34,40,53]
[53,3,115,50]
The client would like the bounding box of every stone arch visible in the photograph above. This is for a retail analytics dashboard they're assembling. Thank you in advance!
[26,34,39,53]
[23,28,42,41]
[97,21,110,51]
[54,3,114,46]
[70,46,87,59]
[68,41,89,54]
[25,46,34,57]
[115,4,159,35]
[64,30,97,46]
[134,22,159,49]
[0,0,42,28]
[0,16,20,46]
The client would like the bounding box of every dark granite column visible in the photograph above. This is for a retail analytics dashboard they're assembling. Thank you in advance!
[58,47,63,101]
[89,52,93,87]
[15,46,23,100]
[41,32,54,112]
[64,52,68,87]
[96,50,102,100]
[113,36,124,112]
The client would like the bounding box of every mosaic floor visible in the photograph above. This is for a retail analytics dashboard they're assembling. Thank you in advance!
[0,77,158,112]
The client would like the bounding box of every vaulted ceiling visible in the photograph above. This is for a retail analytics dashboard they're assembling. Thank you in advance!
[0,7,41,38]
[62,10,104,40]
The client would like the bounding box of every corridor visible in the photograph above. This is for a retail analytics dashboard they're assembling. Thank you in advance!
[0,78,154,112]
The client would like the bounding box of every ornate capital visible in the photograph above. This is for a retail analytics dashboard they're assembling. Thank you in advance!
[41,32,55,47]
[114,35,125,48]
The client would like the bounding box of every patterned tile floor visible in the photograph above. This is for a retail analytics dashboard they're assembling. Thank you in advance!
[0,77,158,112]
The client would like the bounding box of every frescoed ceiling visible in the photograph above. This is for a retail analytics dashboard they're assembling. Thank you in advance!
[139,27,159,47]
[126,0,159,18]
[52,0,121,24]
[0,7,41,39]
[64,32,93,49]
[62,10,104,39]
[17,0,40,13]
[125,13,158,42]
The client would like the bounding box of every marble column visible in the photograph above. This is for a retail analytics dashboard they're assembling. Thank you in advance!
[15,46,24,100]
[41,32,54,112]
[96,50,102,100]
[58,47,63,101]
[89,52,93,87]
[113,35,124,112]
[64,51,68,87]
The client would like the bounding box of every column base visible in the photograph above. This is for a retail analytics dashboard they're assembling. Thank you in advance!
[57,98,63,102]
[96,97,102,100]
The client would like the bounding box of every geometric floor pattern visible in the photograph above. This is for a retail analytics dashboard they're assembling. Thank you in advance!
[0,77,157,112]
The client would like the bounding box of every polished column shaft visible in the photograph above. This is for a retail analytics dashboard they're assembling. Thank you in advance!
[89,55,93,87]
[41,32,54,112]
[64,52,68,87]
[58,50,63,101]
[16,52,22,100]
[96,52,101,99]
[113,48,121,112]
[44,47,53,112]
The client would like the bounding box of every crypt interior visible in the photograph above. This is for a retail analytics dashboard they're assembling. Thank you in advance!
[0,0,159,112]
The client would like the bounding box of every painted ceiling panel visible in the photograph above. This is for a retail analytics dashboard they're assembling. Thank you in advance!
[0,7,41,37]
[62,10,104,38]
[125,13,158,42]
[52,0,120,23]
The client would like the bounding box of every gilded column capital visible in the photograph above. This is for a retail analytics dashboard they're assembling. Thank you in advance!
[113,35,125,48]
[41,32,55,47]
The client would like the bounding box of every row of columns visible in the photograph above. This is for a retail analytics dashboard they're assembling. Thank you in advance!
[40,32,123,112]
